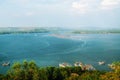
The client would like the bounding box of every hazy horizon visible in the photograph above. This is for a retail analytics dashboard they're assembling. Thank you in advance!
[0,26,120,30]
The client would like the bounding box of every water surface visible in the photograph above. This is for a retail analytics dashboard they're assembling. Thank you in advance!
[0,33,120,73]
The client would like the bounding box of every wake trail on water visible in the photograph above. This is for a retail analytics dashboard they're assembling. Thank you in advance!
[45,38,99,64]
[38,41,50,50]
[45,40,87,56]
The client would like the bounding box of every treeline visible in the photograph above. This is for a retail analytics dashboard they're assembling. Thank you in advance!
[0,61,120,80]
[0,28,49,35]
[72,30,120,34]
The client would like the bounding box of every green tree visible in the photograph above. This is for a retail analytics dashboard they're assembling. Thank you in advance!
[53,68,63,80]
[79,71,101,80]
[39,68,48,80]
[100,72,120,80]
[71,67,82,75]
[46,67,55,80]
[7,62,24,80]
[6,61,40,80]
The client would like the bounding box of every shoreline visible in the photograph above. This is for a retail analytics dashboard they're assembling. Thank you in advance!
[0,61,119,80]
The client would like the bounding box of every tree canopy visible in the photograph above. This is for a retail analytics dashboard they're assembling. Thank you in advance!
[0,61,120,80]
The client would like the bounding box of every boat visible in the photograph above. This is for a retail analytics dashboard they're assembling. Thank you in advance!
[74,62,83,67]
[84,64,96,71]
[108,64,116,70]
[59,63,71,67]
[98,61,105,65]
[2,62,10,66]
[74,62,96,71]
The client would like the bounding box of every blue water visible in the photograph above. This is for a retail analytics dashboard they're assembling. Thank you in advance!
[0,33,120,73]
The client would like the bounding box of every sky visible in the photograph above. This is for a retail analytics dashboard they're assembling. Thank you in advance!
[0,0,120,29]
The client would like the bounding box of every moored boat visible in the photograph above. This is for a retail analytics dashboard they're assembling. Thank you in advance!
[2,62,10,66]
[59,63,71,67]
[98,61,105,65]
[74,62,96,71]
[74,62,83,67]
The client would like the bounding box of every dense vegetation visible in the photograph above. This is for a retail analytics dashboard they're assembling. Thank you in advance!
[72,30,120,34]
[0,61,120,80]
[0,27,49,34]
[1,27,120,35]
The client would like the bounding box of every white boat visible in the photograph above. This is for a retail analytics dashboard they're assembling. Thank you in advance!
[74,62,96,71]
[74,62,83,67]
[108,64,115,70]
[84,64,96,71]
[2,62,10,66]
[59,63,71,68]
[98,61,105,65]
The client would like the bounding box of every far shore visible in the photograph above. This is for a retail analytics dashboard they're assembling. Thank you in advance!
[0,27,120,35]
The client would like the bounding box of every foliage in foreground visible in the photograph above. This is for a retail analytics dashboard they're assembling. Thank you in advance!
[0,61,120,80]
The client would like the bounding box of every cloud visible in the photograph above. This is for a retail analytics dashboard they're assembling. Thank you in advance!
[100,0,120,10]
[72,1,89,14]
[4,0,120,16]
[71,0,120,14]
[71,0,97,14]
[10,0,70,5]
